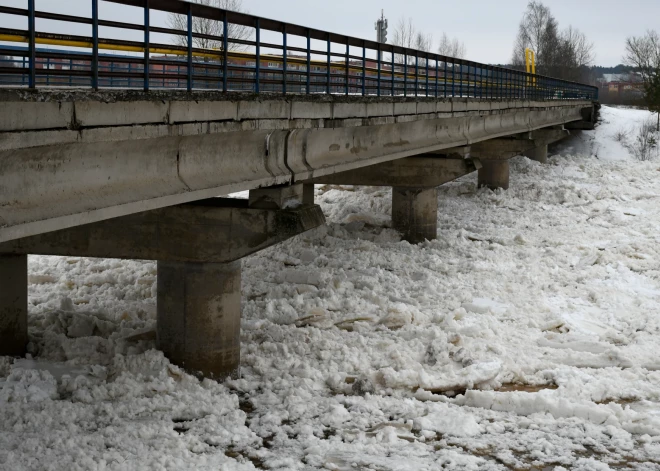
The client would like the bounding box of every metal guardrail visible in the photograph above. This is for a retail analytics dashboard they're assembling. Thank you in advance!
[0,0,599,100]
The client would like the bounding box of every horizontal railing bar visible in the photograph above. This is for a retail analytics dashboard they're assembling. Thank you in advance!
[0,0,598,99]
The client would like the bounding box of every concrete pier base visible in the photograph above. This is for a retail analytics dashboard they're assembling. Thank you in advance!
[478,160,510,190]
[0,254,27,356]
[157,260,241,380]
[392,187,438,244]
[524,145,548,164]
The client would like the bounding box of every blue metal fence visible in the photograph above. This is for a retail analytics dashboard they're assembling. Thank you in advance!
[0,0,599,101]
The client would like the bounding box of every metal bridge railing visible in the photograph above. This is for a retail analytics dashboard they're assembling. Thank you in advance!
[0,0,599,101]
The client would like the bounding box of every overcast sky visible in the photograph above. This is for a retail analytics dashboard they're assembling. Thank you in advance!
[2,0,660,66]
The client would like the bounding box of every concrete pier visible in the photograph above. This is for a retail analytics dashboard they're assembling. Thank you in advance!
[478,160,510,190]
[524,144,548,164]
[392,187,438,244]
[0,254,27,356]
[157,260,241,380]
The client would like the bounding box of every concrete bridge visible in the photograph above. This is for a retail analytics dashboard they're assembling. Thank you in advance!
[0,0,599,379]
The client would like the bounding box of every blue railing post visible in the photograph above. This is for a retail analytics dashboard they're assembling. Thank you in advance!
[361,44,366,96]
[486,66,495,100]
[414,54,418,97]
[390,47,394,96]
[459,62,463,97]
[187,3,193,92]
[345,39,349,96]
[451,61,455,97]
[143,0,150,91]
[403,53,407,97]
[28,0,36,88]
[425,54,429,97]
[92,0,99,90]
[255,18,260,93]
[326,35,331,94]
[282,25,287,95]
[377,44,381,97]
[434,57,438,98]
[444,60,447,98]
[222,11,228,92]
[306,30,310,94]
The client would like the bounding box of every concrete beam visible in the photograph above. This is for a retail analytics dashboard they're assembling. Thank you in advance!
[423,145,471,159]
[478,160,510,190]
[158,259,241,380]
[0,254,27,357]
[469,127,568,161]
[470,138,538,160]
[565,105,598,130]
[392,187,438,244]
[305,157,478,187]
[0,199,325,263]
[565,120,595,130]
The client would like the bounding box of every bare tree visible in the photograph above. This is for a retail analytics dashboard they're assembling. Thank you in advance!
[415,32,433,53]
[414,32,433,66]
[392,17,465,67]
[561,26,595,69]
[624,30,660,130]
[167,0,252,52]
[512,1,594,81]
[391,17,417,65]
[511,1,560,69]
[437,33,466,59]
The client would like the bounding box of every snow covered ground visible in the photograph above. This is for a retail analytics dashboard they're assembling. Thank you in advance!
[3,106,660,470]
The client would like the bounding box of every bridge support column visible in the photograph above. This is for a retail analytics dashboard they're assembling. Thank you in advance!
[302,184,315,205]
[0,254,27,357]
[478,160,509,190]
[157,260,241,380]
[524,144,548,164]
[392,187,438,244]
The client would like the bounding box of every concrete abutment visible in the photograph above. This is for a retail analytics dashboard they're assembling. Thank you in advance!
[0,254,27,357]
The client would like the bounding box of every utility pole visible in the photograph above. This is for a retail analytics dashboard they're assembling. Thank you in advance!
[374,10,388,60]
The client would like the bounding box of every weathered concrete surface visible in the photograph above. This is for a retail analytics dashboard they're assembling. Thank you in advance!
[469,128,568,161]
[305,157,478,187]
[524,145,549,164]
[392,187,438,244]
[478,160,510,190]
[0,199,325,263]
[249,184,304,210]
[0,254,27,356]
[157,259,241,379]
[0,89,596,243]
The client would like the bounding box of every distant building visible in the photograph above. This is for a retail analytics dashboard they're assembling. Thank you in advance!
[597,72,644,98]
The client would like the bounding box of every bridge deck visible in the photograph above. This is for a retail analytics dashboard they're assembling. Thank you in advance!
[0,89,594,243]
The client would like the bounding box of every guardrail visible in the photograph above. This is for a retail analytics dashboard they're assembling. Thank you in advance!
[0,0,599,100]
